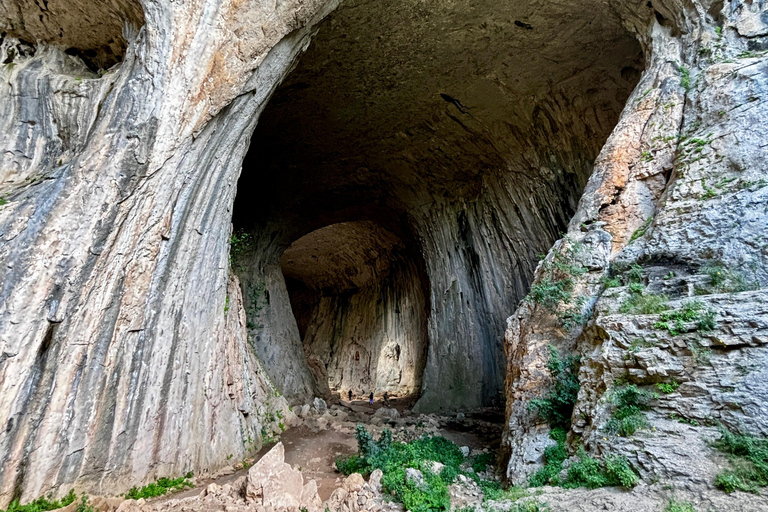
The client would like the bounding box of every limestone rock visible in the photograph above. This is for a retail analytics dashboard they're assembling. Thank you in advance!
[246,442,304,509]
[373,407,399,420]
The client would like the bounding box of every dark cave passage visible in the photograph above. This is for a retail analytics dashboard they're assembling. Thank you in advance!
[231,0,644,411]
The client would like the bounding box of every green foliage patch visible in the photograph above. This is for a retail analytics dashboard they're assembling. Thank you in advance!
[124,473,194,500]
[713,428,768,493]
[653,300,716,336]
[656,380,680,394]
[665,498,696,512]
[1,490,78,512]
[619,291,669,315]
[528,346,580,431]
[525,239,588,329]
[606,384,653,437]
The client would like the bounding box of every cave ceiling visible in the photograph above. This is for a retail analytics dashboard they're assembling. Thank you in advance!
[235,0,644,234]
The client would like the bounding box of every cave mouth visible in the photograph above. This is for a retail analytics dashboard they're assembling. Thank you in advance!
[280,221,428,400]
[231,0,644,411]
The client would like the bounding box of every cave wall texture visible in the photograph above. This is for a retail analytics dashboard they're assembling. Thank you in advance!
[0,0,765,506]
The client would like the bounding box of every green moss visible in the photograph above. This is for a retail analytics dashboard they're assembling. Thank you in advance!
[665,498,696,512]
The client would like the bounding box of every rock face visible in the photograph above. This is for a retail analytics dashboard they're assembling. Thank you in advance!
[0,0,764,507]
[501,0,768,489]
[0,0,340,505]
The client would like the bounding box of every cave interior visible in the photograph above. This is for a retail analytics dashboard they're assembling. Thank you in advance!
[231,0,644,412]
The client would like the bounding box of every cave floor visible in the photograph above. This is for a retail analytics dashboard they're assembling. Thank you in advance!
[155,404,503,503]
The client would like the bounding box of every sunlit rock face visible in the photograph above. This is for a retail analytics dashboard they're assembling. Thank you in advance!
[500,0,768,489]
[280,222,427,397]
[232,0,643,411]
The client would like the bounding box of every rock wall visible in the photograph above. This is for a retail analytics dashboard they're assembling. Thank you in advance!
[0,0,340,505]
[502,0,768,487]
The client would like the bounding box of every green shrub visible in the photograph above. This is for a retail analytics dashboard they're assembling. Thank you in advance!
[471,452,496,473]
[124,473,194,500]
[654,300,716,335]
[627,264,644,284]
[619,293,669,315]
[529,428,569,487]
[2,490,78,512]
[528,347,580,430]
[561,450,638,489]
[528,278,573,312]
[665,498,696,512]
[712,428,768,493]
[606,385,653,437]
[525,240,588,329]
[657,380,680,394]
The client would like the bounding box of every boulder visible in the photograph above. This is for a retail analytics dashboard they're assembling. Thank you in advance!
[373,407,400,420]
[246,442,304,510]
[405,468,426,489]
[343,473,366,493]
[300,480,323,512]
[313,397,328,414]
[368,469,384,493]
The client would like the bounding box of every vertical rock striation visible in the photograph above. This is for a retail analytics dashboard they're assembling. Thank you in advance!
[0,0,339,505]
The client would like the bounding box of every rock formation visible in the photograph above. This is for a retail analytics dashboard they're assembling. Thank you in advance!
[501,0,768,490]
[0,0,765,507]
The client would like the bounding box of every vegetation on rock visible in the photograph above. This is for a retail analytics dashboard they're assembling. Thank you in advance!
[713,428,768,493]
[606,384,653,437]
[0,490,78,512]
[124,473,194,500]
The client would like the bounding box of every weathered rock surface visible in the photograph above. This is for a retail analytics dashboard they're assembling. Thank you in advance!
[502,0,768,494]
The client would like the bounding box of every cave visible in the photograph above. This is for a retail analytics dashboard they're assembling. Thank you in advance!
[231,0,644,412]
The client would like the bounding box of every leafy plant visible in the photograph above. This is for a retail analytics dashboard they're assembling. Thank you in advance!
[525,239,588,329]
[529,427,569,487]
[712,428,768,493]
[654,301,715,336]
[629,217,653,244]
[124,473,194,500]
[620,293,669,315]
[562,449,638,489]
[75,495,95,512]
[606,385,653,437]
[657,380,680,394]
[2,490,78,512]
[471,452,496,473]
[680,66,691,91]
[528,346,580,430]
[229,230,253,266]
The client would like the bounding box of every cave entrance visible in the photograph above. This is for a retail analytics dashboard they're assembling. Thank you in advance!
[279,221,428,400]
[231,0,644,411]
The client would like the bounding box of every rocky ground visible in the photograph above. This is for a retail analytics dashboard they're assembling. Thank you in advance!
[40,396,768,512]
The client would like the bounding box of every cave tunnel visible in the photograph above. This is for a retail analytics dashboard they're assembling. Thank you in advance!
[231,0,644,412]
